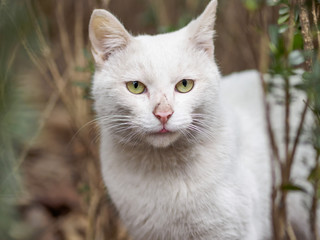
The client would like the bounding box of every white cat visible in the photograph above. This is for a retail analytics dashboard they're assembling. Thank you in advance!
[89,1,314,239]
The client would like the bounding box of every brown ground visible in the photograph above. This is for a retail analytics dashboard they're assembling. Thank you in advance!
[21,104,130,240]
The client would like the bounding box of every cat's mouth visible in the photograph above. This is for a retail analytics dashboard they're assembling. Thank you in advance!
[152,130,173,135]
[145,127,180,148]
[149,127,176,136]
[159,127,169,133]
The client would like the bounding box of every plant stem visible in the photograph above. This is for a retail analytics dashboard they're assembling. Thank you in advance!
[56,1,74,67]
[285,76,290,173]
[259,73,283,239]
[288,99,309,169]
[310,152,320,240]
[298,0,314,69]
[312,1,320,60]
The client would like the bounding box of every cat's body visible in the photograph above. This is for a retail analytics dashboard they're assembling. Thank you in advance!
[89,1,314,239]
[98,70,271,240]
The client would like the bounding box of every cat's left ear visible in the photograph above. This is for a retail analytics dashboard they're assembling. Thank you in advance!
[186,0,217,58]
[89,9,132,66]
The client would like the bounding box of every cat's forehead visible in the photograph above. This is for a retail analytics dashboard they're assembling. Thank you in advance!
[118,29,200,84]
[130,29,189,63]
[135,29,187,50]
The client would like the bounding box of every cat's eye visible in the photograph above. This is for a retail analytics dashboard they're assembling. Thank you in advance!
[175,79,194,93]
[126,81,146,94]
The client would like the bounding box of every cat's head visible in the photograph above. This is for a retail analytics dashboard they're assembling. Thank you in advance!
[89,0,221,148]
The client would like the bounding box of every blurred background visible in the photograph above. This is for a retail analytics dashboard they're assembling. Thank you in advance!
[0,0,277,239]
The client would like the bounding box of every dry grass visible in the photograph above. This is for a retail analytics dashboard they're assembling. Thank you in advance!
[18,0,130,239]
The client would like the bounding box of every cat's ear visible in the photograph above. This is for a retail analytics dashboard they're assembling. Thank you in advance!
[89,9,132,65]
[186,0,217,57]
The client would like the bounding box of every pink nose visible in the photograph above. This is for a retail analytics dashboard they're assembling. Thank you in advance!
[153,111,173,124]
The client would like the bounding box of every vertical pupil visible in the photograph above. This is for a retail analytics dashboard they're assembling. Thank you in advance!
[133,81,139,88]
[182,79,187,87]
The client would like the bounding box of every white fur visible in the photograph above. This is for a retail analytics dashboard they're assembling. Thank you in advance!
[89,1,315,239]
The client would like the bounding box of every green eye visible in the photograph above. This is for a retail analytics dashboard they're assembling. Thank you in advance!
[175,79,194,93]
[126,81,146,94]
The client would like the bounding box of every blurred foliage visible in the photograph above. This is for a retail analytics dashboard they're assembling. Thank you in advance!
[243,0,320,239]
[73,49,96,100]
[264,2,303,75]
[0,0,39,239]
[304,59,320,153]
[244,0,319,163]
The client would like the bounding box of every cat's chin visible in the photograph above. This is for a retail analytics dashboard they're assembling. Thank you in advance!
[145,131,181,148]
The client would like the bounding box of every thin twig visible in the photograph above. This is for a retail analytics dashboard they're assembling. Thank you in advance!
[312,1,320,46]
[1,44,20,102]
[149,0,171,27]
[259,75,281,163]
[4,44,19,83]
[21,38,55,91]
[287,222,297,240]
[15,92,60,171]
[280,75,292,240]
[3,3,53,88]
[74,0,85,66]
[287,0,296,52]
[285,76,291,177]
[288,99,309,169]
[259,73,282,240]
[56,1,74,67]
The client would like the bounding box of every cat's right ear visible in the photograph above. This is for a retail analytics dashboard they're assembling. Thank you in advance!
[89,9,132,66]
[186,0,217,58]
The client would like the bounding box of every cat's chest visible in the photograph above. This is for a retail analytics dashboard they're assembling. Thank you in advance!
[100,141,236,211]
[102,152,208,206]
[101,151,250,240]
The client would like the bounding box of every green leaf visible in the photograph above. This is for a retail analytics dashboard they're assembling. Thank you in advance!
[269,43,278,54]
[279,7,289,15]
[269,25,279,46]
[278,24,288,34]
[277,14,289,25]
[72,81,91,89]
[316,185,320,199]
[293,83,307,91]
[289,50,305,66]
[302,71,312,80]
[292,32,304,50]
[267,0,281,6]
[158,25,177,33]
[281,183,307,193]
[75,66,87,72]
[243,0,259,11]
[83,48,91,60]
[308,167,320,182]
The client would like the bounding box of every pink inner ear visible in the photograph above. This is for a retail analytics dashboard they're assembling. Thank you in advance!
[186,0,216,58]
[89,10,131,64]
[204,45,214,57]
[193,39,214,58]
